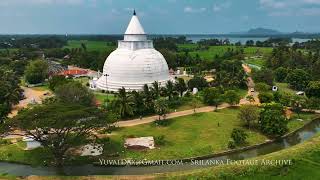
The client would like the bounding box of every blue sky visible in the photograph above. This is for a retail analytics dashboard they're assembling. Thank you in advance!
[0,0,320,34]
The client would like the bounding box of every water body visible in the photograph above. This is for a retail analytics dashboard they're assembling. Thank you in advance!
[185,35,310,44]
[150,35,311,44]
[0,118,320,176]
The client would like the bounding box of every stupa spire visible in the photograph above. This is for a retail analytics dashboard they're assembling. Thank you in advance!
[125,10,145,35]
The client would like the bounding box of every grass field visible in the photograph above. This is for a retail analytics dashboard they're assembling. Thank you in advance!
[163,133,320,179]
[63,40,116,52]
[104,108,268,160]
[104,108,317,161]
[244,58,266,67]
[275,83,296,95]
[0,108,317,169]
[177,44,273,61]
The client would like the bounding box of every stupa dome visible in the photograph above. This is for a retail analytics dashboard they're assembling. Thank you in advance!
[96,10,171,92]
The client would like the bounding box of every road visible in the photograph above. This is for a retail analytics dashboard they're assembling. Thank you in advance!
[240,64,260,105]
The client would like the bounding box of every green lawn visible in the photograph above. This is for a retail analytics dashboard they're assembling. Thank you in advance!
[105,108,268,160]
[245,58,266,67]
[63,40,116,52]
[275,83,296,95]
[0,142,53,166]
[164,133,320,180]
[181,45,273,61]
[0,108,317,167]
[94,92,115,102]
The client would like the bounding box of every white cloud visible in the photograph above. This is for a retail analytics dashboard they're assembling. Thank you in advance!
[260,0,320,16]
[184,6,206,13]
[260,0,287,9]
[213,2,231,12]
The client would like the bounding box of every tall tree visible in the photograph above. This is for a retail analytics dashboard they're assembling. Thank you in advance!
[25,60,48,84]
[224,90,241,106]
[175,78,187,97]
[164,80,176,100]
[286,69,311,91]
[238,105,260,129]
[203,88,223,111]
[151,81,160,100]
[154,98,169,120]
[260,103,288,137]
[55,81,95,106]
[112,87,133,118]
[0,68,23,121]
[2,103,113,166]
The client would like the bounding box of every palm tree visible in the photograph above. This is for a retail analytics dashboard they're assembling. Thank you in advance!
[113,87,133,118]
[165,80,175,100]
[154,98,169,120]
[142,84,155,113]
[151,81,160,100]
[132,90,145,116]
[175,78,187,97]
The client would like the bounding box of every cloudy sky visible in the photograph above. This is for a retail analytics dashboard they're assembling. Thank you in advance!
[0,0,319,34]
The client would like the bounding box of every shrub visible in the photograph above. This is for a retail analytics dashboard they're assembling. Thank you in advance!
[260,103,288,137]
[155,135,166,146]
[255,82,271,92]
[154,119,171,127]
[228,140,236,149]
[258,92,274,103]
[230,128,248,145]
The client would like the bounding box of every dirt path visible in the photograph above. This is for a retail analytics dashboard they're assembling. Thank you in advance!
[240,64,260,105]
[8,87,50,118]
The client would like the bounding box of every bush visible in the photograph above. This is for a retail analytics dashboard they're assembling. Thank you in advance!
[275,67,288,83]
[260,103,288,137]
[258,92,274,103]
[228,140,236,149]
[154,119,171,127]
[25,60,48,84]
[255,82,271,92]
[230,128,248,145]
[155,135,166,146]
[0,139,10,145]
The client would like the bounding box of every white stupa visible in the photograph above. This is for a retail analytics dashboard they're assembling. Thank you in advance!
[96,10,171,92]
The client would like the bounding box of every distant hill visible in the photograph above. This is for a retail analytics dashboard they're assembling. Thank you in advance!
[247,28,282,35]
[231,28,282,35]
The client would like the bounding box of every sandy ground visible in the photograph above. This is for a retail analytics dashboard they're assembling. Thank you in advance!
[239,64,260,105]
[8,87,50,118]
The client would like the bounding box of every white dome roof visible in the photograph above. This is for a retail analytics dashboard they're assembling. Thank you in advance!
[97,48,171,92]
[96,11,171,92]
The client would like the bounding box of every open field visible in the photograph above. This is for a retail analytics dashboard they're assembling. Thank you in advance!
[177,44,273,61]
[275,83,297,95]
[104,108,317,161]
[160,133,320,179]
[244,58,266,67]
[0,108,318,169]
[63,40,116,52]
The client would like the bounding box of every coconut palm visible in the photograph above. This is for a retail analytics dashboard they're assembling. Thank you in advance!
[151,81,160,99]
[154,98,169,120]
[164,80,176,100]
[175,78,187,97]
[113,87,133,118]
